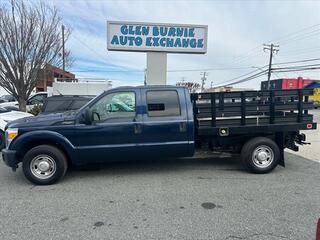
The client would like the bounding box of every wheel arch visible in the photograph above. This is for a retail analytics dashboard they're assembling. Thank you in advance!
[10,131,76,165]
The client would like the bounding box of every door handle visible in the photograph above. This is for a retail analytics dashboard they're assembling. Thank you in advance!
[134,123,142,134]
[179,122,187,132]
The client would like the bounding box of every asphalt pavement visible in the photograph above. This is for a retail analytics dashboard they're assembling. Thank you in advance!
[0,110,320,240]
[0,151,319,240]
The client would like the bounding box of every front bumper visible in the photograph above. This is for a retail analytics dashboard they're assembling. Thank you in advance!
[2,149,18,171]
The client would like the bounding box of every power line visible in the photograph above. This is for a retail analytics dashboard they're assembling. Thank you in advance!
[278,29,320,46]
[219,66,320,87]
[73,69,144,73]
[215,70,268,88]
[225,23,320,66]
[71,33,113,66]
[71,22,320,74]
[272,66,320,73]
[273,57,320,65]
[72,65,265,73]
[278,48,320,58]
[213,68,266,87]
[214,61,320,88]
[273,23,320,43]
[279,46,320,56]
[168,66,257,72]
[272,55,298,78]
[272,63,320,70]
[72,57,320,75]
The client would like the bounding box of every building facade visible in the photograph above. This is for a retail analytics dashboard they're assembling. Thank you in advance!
[36,64,76,92]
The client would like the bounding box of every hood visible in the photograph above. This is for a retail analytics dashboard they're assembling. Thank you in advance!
[0,111,33,122]
[6,111,78,129]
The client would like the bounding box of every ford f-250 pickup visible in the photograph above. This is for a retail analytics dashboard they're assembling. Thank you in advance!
[2,86,317,185]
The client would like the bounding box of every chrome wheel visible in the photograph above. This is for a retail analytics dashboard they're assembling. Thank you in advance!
[30,155,56,179]
[252,145,274,168]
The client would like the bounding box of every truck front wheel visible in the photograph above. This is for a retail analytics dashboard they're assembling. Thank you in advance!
[22,145,68,185]
[241,137,280,174]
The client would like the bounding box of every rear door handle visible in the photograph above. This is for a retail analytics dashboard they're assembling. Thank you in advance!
[134,123,142,134]
[179,122,187,132]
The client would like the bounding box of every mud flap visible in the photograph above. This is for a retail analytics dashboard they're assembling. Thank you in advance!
[275,132,285,167]
[279,147,285,167]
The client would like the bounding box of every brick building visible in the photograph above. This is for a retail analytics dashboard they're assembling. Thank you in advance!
[36,64,76,92]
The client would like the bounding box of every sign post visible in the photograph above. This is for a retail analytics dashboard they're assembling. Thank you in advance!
[146,52,167,85]
[107,21,208,85]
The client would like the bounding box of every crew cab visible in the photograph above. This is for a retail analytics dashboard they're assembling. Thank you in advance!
[2,86,317,185]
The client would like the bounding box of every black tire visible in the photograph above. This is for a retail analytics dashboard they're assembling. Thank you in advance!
[22,145,68,185]
[241,137,280,174]
[0,130,5,150]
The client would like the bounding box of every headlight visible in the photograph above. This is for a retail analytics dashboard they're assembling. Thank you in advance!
[6,128,18,148]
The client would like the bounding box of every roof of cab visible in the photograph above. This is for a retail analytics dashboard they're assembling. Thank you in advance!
[112,85,187,90]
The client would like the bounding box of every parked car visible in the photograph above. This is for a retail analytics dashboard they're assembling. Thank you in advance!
[2,86,316,185]
[0,92,48,111]
[41,95,93,114]
[0,95,16,103]
[0,108,33,149]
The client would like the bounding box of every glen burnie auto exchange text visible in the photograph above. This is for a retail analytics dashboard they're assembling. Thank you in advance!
[110,25,204,49]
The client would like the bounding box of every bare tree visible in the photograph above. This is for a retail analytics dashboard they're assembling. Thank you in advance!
[0,0,72,111]
[176,81,200,93]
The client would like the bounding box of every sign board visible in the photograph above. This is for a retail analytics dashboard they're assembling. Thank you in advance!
[107,21,208,54]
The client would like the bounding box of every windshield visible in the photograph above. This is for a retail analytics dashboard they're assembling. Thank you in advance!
[42,97,92,113]
[0,107,10,113]
[0,95,15,102]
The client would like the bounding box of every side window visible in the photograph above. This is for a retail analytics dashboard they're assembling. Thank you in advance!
[28,94,47,105]
[70,99,90,110]
[43,100,72,113]
[146,90,181,117]
[90,92,135,122]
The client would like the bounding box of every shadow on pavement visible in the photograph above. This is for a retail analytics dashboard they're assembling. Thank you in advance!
[67,153,243,176]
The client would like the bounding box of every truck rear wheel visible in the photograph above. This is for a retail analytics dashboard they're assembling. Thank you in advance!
[22,145,68,185]
[241,137,280,174]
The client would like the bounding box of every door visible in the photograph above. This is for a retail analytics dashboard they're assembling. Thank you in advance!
[140,88,190,158]
[74,90,143,164]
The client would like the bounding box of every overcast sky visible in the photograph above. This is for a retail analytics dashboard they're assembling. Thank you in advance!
[46,0,320,89]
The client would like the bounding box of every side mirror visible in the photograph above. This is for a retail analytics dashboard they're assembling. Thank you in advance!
[83,108,92,125]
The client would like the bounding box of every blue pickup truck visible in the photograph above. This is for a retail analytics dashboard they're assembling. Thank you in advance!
[2,86,316,185]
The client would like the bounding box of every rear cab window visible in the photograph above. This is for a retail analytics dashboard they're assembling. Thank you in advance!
[146,90,181,117]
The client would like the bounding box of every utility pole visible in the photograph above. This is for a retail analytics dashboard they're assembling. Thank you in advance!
[62,25,65,79]
[200,72,208,92]
[263,43,279,89]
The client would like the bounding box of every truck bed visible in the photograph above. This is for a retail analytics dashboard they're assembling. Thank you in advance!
[191,89,317,136]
